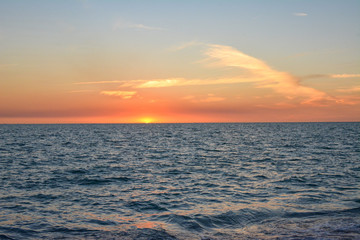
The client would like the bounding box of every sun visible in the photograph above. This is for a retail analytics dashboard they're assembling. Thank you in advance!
[139,117,154,124]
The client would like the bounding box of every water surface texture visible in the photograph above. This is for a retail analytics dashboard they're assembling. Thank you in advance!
[0,123,359,239]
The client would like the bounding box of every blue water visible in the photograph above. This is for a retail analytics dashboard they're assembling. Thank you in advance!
[0,123,359,239]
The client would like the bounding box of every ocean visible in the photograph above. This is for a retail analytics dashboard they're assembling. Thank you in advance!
[0,122,359,239]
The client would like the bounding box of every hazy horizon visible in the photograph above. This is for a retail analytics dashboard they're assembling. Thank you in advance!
[1,121,359,125]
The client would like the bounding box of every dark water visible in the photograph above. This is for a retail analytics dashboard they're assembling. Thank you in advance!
[0,123,359,240]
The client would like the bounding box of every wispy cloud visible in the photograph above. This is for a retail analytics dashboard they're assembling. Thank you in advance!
[113,21,164,31]
[168,41,202,51]
[68,90,95,93]
[182,94,225,103]
[74,43,357,107]
[199,96,225,103]
[129,44,338,105]
[136,79,180,88]
[204,44,271,71]
[100,91,136,99]
[302,74,360,79]
[204,44,332,105]
[74,80,124,85]
[121,77,256,89]
[330,74,360,78]
[337,86,360,93]
[293,12,308,17]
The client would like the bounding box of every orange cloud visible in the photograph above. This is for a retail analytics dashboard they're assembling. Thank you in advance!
[74,44,357,107]
[136,79,180,88]
[302,74,360,79]
[204,44,335,105]
[74,80,124,85]
[100,91,136,99]
[182,94,225,103]
[111,44,344,106]
[337,86,360,93]
[330,74,360,78]
[129,77,253,88]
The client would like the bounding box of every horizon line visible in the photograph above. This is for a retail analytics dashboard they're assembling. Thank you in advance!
[0,121,359,125]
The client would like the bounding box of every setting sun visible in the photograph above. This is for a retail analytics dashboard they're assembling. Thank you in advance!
[139,117,155,124]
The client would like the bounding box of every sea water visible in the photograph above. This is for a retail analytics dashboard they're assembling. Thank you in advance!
[0,123,359,239]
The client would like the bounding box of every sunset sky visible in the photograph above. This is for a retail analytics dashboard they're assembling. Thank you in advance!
[1,0,359,123]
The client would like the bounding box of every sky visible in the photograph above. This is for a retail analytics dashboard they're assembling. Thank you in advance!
[0,0,359,123]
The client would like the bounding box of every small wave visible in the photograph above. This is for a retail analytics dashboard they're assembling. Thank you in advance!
[276,175,307,184]
[241,216,360,240]
[30,193,59,200]
[0,234,14,240]
[47,226,92,233]
[0,226,38,238]
[87,219,117,226]
[160,209,275,232]
[68,169,87,174]
[126,200,168,212]
[108,176,132,182]
[89,228,178,240]
[78,178,112,186]
[286,207,360,218]
[165,214,204,232]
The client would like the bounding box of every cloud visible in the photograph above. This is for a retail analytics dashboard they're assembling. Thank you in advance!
[122,77,256,89]
[203,44,334,105]
[200,96,225,103]
[330,74,360,78]
[136,79,180,88]
[0,108,109,118]
[301,74,360,80]
[74,80,124,85]
[205,44,271,71]
[182,94,225,103]
[100,91,136,99]
[112,44,335,105]
[293,12,308,17]
[168,41,203,51]
[68,90,95,93]
[337,86,360,93]
[113,21,164,31]
[80,43,355,106]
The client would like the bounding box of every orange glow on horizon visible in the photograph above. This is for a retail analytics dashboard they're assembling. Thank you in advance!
[139,117,156,124]
[1,45,359,124]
